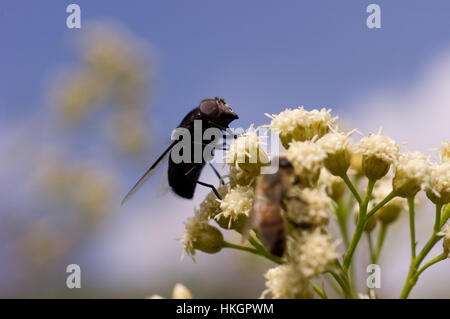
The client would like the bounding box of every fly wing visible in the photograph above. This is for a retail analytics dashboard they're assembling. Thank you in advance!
[121,141,178,205]
[156,160,170,198]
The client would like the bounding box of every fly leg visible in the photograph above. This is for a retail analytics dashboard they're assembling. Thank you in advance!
[208,162,225,186]
[195,181,222,200]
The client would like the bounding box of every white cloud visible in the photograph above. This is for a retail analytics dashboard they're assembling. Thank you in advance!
[347,49,450,155]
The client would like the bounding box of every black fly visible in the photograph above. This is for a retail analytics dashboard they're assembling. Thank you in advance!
[121,97,238,205]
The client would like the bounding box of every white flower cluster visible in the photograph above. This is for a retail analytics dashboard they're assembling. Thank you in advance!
[356,133,400,164]
[181,209,223,260]
[289,230,338,278]
[317,131,353,176]
[263,264,313,299]
[181,209,209,258]
[199,186,229,219]
[216,185,254,228]
[266,106,337,148]
[426,162,450,204]
[317,131,351,155]
[225,127,269,175]
[393,152,430,198]
[284,187,332,227]
[149,283,193,299]
[286,140,326,187]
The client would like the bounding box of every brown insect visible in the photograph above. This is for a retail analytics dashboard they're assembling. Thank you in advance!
[244,157,311,257]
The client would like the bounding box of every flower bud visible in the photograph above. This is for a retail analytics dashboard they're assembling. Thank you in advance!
[172,283,193,299]
[372,178,406,224]
[199,186,228,220]
[263,265,313,299]
[181,210,223,259]
[286,141,326,187]
[375,204,402,224]
[193,225,223,254]
[318,168,345,201]
[362,155,391,181]
[225,128,269,175]
[356,133,399,180]
[288,230,338,278]
[392,152,430,198]
[228,166,256,187]
[317,132,352,176]
[266,107,337,149]
[426,163,450,205]
[216,185,254,229]
[215,213,247,231]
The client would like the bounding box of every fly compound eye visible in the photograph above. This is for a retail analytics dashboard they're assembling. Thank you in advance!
[199,99,220,118]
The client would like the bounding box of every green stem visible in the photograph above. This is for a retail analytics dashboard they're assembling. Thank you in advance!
[399,205,445,299]
[434,204,443,233]
[367,232,375,264]
[324,273,343,297]
[440,204,450,228]
[222,241,261,255]
[223,239,285,265]
[334,260,355,299]
[328,270,350,297]
[247,234,285,265]
[415,253,447,279]
[343,179,376,272]
[408,196,416,259]
[366,190,397,220]
[311,282,328,299]
[340,173,362,204]
[373,223,388,264]
[399,234,442,299]
[336,198,350,248]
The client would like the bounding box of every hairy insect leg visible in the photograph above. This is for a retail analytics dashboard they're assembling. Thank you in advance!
[195,181,222,200]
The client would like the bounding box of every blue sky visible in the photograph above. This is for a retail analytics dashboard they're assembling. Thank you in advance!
[2,0,450,131]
